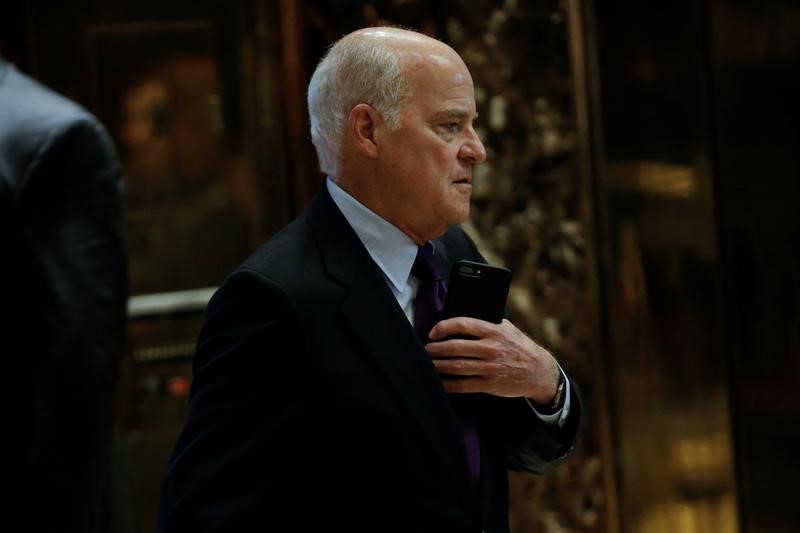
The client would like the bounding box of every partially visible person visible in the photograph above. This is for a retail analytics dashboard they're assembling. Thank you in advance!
[0,57,134,532]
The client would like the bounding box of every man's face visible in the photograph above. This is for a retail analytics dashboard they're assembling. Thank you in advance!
[375,49,486,244]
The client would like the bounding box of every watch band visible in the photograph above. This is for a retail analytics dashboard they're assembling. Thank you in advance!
[535,372,566,415]
[550,372,566,411]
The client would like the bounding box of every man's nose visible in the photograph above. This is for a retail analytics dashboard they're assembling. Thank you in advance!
[460,127,487,164]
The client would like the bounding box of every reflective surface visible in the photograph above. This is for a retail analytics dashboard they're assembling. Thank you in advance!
[591,0,800,531]
[709,0,800,530]
[589,0,739,530]
[19,2,294,532]
[90,21,260,294]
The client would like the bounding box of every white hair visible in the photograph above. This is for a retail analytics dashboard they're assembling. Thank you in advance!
[307,32,410,178]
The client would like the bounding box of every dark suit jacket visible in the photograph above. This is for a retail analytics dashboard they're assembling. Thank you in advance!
[158,187,581,532]
[0,60,132,533]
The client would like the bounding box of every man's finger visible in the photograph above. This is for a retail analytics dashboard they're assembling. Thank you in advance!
[431,357,497,376]
[428,316,498,341]
[440,376,486,394]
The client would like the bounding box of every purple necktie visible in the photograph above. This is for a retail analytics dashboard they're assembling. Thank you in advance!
[412,243,480,483]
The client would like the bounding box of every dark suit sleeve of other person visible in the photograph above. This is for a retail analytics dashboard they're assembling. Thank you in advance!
[0,64,130,533]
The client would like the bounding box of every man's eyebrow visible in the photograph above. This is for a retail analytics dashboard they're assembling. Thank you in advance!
[430,109,473,122]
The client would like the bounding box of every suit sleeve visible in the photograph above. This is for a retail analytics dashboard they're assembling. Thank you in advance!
[13,117,128,532]
[158,269,313,532]
[503,376,583,474]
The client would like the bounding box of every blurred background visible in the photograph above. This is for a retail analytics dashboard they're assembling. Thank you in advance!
[2,0,798,531]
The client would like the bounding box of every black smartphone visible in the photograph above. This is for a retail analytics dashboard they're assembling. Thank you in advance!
[441,260,512,324]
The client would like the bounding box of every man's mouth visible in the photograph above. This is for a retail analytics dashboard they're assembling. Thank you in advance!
[453,176,472,185]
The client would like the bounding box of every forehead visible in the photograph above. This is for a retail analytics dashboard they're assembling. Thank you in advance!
[401,49,476,115]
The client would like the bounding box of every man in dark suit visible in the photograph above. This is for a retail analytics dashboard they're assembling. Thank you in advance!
[158,27,581,532]
[0,58,132,532]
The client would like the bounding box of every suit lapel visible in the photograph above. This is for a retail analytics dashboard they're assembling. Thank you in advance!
[306,188,476,510]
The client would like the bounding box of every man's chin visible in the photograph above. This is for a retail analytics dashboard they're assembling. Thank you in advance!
[449,203,471,226]
[452,181,473,197]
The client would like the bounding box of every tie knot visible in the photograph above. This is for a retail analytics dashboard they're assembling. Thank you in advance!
[412,243,444,283]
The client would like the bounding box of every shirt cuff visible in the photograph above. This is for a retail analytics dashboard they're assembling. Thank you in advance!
[525,364,571,429]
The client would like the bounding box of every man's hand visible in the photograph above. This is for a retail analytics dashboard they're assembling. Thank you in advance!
[425,317,560,404]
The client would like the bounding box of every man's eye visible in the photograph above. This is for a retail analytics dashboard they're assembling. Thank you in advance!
[442,123,460,134]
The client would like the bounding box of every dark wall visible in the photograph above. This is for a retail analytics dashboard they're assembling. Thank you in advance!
[0,1,29,69]
[709,0,800,530]
[590,0,737,530]
[590,0,800,531]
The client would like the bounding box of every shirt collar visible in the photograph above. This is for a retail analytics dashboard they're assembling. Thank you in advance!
[326,177,419,294]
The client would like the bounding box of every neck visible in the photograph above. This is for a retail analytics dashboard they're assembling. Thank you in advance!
[331,176,431,245]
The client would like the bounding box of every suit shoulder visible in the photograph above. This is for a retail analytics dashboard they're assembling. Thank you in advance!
[438,225,482,260]
[209,214,335,329]
[234,215,322,287]
[0,64,113,192]
[0,64,97,137]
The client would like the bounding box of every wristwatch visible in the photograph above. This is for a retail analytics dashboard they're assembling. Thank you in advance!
[539,372,566,414]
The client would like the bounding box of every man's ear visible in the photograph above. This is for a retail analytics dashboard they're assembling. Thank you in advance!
[347,103,381,158]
